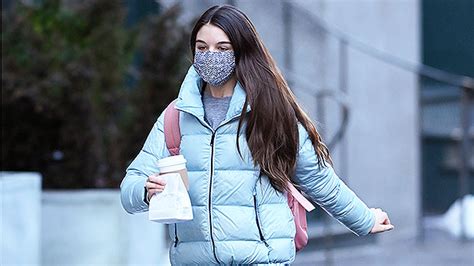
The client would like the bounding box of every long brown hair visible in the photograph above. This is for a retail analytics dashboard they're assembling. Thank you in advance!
[190,5,333,193]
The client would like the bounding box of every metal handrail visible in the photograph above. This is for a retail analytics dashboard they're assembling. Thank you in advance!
[287,0,474,90]
[293,85,350,150]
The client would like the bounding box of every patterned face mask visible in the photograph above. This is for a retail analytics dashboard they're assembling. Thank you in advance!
[193,50,236,87]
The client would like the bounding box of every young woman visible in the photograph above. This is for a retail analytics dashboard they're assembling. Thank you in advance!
[120,4,394,265]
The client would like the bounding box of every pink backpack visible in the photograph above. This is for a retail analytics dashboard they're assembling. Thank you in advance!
[163,99,315,252]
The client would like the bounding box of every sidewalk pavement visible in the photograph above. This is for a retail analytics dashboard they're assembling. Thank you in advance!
[293,230,473,266]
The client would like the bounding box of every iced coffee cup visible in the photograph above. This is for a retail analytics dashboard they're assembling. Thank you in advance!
[157,155,189,190]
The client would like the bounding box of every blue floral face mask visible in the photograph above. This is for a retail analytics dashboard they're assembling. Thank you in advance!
[193,50,236,87]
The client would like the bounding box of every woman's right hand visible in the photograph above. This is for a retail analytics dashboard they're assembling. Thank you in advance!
[145,173,167,202]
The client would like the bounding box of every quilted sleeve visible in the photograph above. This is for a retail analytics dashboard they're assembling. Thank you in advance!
[292,124,375,236]
[120,110,169,214]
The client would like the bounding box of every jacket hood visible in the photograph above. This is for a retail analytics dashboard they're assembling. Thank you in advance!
[175,65,251,122]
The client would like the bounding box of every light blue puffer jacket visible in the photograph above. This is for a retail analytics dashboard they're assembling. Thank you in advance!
[120,65,375,265]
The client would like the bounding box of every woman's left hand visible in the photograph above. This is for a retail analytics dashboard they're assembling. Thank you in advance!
[369,207,394,234]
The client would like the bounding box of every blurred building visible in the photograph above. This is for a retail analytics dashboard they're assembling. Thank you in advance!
[421,0,474,214]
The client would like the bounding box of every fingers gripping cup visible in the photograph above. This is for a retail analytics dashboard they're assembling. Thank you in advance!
[148,155,193,223]
[148,173,193,223]
[156,155,189,190]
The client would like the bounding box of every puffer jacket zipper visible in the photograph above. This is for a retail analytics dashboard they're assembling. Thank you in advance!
[174,224,178,247]
[174,106,247,264]
[253,194,269,247]
[206,117,244,264]
[208,132,219,263]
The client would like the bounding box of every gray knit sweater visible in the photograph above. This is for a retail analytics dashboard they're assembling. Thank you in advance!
[201,88,233,130]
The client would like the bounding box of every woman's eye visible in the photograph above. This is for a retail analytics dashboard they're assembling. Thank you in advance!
[197,47,206,50]
[219,47,229,51]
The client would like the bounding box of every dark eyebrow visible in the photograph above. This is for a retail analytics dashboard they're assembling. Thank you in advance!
[196,39,232,45]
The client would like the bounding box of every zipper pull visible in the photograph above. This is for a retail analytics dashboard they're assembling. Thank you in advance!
[210,134,216,147]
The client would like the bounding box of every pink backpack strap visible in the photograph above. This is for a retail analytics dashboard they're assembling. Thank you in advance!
[163,99,181,156]
[288,182,315,212]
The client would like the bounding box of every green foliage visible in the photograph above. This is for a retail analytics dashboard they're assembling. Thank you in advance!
[2,1,191,188]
